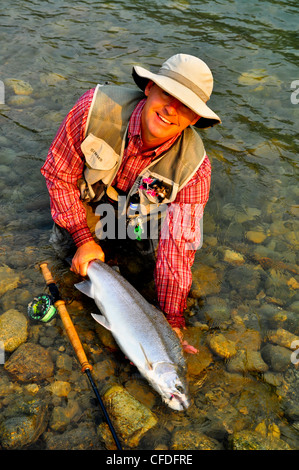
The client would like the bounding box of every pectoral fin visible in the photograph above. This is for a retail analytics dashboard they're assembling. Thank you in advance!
[74,280,94,299]
[91,313,112,331]
[139,343,153,370]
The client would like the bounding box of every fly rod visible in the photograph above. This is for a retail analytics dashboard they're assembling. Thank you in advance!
[29,262,122,451]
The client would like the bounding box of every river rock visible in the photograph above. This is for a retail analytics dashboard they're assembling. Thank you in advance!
[228,429,291,450]
[4,343,54,382]
[5,78,33,95]
[102,384,157,448]
[0,265,20,296]
[226,349,268,374]
[49,399,81,431]
[191,265,222,297]
[47,380,72,397]
[246,230,267,244]
[7,95,35,107]
[45,423,102,450]
[207,333,237,359]
[223,249,245,265]
[171,429,222,450]
[265,328,299,349]
[226,265,261,299]
[261,344,292,372]
[0,309,28,352]
[0,396,49,449]
[202,301,231,328]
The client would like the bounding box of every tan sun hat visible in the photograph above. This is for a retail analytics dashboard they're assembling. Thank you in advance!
[132,53,221,129]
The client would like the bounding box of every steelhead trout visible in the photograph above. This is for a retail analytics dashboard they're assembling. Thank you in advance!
[75,260,190,410]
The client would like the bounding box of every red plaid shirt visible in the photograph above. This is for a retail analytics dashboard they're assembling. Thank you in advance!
[41,87,211,328]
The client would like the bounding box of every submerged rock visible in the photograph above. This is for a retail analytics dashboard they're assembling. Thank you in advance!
[4,78,33,95]
[101,384,157,448]
[207,333,237,359]
[0,309,28,352]
[171,429,222,450]
[265,328,299,349]
[0,396,49,449]
[191,265,222,297]
[226,265,261,299]
[0,265,20,296]
[4,343,54,382]
[228,429,291,450]
[226,349,268,374]
[261,344,292,372]
[45,423,101,450]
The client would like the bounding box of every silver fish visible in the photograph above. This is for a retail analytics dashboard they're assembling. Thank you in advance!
[74,260,190,411]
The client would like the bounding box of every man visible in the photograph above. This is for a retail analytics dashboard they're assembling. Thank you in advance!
[41,53,221,353]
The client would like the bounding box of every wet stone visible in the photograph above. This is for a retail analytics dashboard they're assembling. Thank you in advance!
[49,399,81,432]
[4,343,54,382]
[226,265,261,299]
[191,265,222,297]
[223,249,245,265]
[102,384,157,448]
[0,265,20,297]
[226,349,268,374]
[0,395,49,449]
[171,429,222,450]
[246,230,268,244]
[4,78,33,95]
[207,333,237,359]
[45,423,101,450]
[261,344,292,372]
[0,309,28,352]
[266,328,299,349]
[7,95,35,107]
[228,429,292,450]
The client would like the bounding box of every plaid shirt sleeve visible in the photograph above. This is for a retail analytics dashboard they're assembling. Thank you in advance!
[154,156,211,328]
[41,88,96,247]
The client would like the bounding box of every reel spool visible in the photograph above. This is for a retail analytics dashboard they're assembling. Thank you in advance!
[28,294,57,323]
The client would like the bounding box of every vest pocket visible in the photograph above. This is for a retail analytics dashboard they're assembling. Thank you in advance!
[81,133,119,171]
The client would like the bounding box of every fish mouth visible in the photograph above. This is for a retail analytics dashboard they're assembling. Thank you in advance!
[167,393,190,411]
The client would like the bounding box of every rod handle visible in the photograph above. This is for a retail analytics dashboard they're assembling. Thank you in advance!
[55,300,93,373]
[40,262,55,285]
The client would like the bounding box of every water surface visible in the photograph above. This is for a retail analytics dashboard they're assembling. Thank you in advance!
[0,0,298,450]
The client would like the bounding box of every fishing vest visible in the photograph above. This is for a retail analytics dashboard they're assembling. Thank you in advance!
[78,84,206,223]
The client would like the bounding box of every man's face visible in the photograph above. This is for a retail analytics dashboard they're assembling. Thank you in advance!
[141,81,200,150]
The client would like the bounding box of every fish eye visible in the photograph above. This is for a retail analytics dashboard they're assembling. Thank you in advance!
[175,385,184,394]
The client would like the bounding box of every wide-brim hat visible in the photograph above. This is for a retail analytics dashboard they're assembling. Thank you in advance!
[132,53,221,129]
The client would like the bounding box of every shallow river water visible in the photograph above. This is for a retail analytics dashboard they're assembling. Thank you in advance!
[0,0,298,451]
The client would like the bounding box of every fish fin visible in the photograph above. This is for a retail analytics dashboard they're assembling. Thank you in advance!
[139,343,153,370]
[74,280,94,299]
[91,313,112,331]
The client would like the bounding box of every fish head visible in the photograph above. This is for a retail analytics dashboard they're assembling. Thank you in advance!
[150,362,190,411]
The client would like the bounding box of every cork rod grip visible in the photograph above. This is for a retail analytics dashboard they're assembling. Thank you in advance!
[55,300,93,373]
[39,263,92,373]
[40,262,55,285]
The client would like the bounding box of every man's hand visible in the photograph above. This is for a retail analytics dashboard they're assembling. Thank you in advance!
[173,327,198,354]
[70,240,105,277]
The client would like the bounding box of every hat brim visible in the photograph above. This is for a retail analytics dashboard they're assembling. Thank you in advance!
[132,65,221,129]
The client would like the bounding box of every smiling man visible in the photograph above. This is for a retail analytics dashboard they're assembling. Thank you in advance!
[41,54,221,353]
